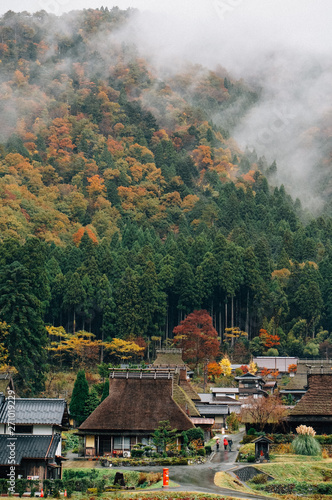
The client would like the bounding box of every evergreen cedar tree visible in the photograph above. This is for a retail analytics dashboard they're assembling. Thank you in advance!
[0,10,331,394]
[70,370,89,425]
[173,310,219,368]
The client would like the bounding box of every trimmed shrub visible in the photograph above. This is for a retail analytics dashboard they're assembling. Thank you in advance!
[247,454,256,463]
[204,445,212,455]
[248,428,257,435]
[131,448,145,458]
[197,448,206,457]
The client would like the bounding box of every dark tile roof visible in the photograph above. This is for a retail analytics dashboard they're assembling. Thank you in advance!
[288,374,332,416]
[79,376,194,432]
[0,434,61,465]
[0,398,67,425]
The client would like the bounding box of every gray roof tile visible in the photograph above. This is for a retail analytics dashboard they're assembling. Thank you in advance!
[0,399,67,425]
[0,434,61,465]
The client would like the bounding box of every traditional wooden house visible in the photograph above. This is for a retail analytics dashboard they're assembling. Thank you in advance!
[0,435,62,480]
[234,372,267,399]
[0,396,69,479]
[79,369,194,456]
[287,372,332,434]
[0,397,69,479]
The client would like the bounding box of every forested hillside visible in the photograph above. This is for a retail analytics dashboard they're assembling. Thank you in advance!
[0,8,331,394]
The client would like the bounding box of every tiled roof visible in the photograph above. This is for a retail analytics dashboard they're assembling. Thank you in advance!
[289,374,332,416]
[0,398,67,425]
[191,418,214,425]
[198,394,213,403]
[195,404,228,416]
[79,376,194,432]
[0,434,61,465]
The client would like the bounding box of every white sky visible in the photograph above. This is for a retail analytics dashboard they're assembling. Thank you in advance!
[1,0,332,55]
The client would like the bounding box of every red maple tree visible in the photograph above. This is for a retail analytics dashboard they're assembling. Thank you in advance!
[173,310,219,368]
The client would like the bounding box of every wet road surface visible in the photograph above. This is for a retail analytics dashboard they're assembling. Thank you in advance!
[129,430,276,499]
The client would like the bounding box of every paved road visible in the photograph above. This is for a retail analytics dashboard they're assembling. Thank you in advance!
[137,430,275,499]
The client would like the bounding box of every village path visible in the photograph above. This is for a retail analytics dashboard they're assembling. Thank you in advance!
[133,430,276,499]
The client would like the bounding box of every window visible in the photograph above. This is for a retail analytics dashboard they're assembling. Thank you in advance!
[113,437,122,450]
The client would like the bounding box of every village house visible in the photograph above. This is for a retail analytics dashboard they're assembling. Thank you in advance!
[234,372,267,399]
[0,395,69,479]
[287,371,332,434]
[79,368,195,456]
[196,388,242,431]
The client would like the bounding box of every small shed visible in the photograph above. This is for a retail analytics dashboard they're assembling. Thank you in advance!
[252,435,273,462]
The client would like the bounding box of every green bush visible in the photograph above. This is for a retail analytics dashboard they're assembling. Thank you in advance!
[315,435,332,445]
[317,483,332,494]
[204,445,212,455]
[268,433,294,444]
[241,435,256,444]
[247,454,256,463]
[131,448,145,458]
[292,434,321,456]
[197,448,206,457]
[248,428,257,435]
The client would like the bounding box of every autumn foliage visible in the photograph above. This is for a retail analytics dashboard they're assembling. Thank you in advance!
[207,362,222,381]
[259,329,280,349]
[73,226,98,246]
[173,310,219,368]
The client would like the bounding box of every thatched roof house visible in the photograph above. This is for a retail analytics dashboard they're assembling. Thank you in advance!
[79,369,194,457]
[287,372,332,434]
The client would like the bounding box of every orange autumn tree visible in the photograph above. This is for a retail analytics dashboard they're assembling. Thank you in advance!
[261,367,271,377]
[73,226,98,246]
[259,329,280,350]
[207,362,222,382]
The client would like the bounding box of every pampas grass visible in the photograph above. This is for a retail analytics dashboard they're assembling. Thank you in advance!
[293,426,321,456]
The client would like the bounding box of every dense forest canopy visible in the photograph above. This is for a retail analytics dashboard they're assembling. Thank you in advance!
[0,7,331,394]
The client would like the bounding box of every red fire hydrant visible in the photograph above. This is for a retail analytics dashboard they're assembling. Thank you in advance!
[163,468,169,489]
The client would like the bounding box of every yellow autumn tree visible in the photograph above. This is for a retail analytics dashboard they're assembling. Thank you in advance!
[47,328,102,369]
[248,360,258,375]
[104,338,145,362]
[219,356,232,376]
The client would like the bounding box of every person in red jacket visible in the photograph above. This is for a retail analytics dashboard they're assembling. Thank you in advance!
[223,437,228,450]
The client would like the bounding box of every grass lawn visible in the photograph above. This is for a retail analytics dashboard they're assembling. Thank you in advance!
[258,456,332,481]
[214,471,255,495]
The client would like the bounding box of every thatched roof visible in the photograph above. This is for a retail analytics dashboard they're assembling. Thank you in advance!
[172,383,200,417]
[288,374,332,416]
[79,373,194,432]
[152,349,186,368]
